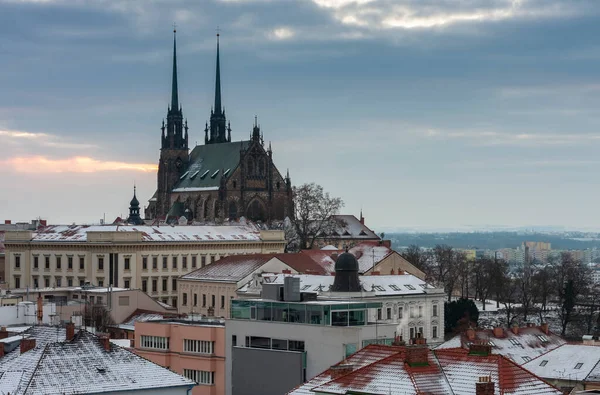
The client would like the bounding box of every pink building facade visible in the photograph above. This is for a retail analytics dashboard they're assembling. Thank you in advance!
[134,318,225,395]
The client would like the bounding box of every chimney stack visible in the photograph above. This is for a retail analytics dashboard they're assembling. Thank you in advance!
[0,327,8,340]
[20,338,36,354]
[466,328,476,341]
[0,343,4,358]
[469,342,492,357]
[475,376,495,395]
[4,220,11,225]
[406,339,429,367]
[97,333,111,352]
[492,327,503,338]
[540,322,549,335]
[511,324,519,335]
[37,293,43,324]
[66,322,75,341]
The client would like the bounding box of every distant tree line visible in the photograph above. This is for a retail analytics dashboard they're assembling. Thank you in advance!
[402,244,596,336]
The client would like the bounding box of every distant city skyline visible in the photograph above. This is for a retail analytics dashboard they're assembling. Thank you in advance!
[1,0,600,229]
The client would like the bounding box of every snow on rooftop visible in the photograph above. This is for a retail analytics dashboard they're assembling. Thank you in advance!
[109,339,132,348]
[523,344,600,382]
[28,224,263,243]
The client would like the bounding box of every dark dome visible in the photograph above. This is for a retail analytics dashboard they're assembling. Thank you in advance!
[335,252,359,272]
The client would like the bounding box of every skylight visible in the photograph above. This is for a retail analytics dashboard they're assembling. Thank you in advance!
[389,284,401,291]
[301,285,311,291]
[537,335,548,342]
[509,339,521,346]
[190,170,200,179]
[179,171,190,180]
[200,170,210,179]
[211,170,220,178]
[540,360,548,367]
[487,341,495,347]
[223,168,231,176]
[372,285,385,292]
[404,285,416,290]
[575,363,583,369]
[522,356,531,362]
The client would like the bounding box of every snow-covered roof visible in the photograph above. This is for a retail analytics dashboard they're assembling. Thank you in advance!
[523,344,600,383]
[239,273,439,297]
[24,224,263,243]
[109,339,132,348]
[436,326,566,365]
[288,345,562,395]
[329,214,380,240]
[0,329,194,394]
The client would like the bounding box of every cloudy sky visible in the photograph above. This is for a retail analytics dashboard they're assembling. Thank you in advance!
[1,0,600,230]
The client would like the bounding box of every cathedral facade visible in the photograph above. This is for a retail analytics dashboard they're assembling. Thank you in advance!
[146,31,293,223]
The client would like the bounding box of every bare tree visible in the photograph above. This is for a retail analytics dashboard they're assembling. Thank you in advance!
[472,257,494,311]
[431,245,460,302]
[286,183,344,251]
[400,245,433,275]
[84,304,115,332]
[531,265,553,323]
[552,252,591,336]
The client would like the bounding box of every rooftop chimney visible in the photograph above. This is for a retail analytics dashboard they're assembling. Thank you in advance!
[492,327,503,338]
[330,364,354,379]
[510,324,519,335]
[476,376,495,395]
[37,293,43,324]
[469,342,492,357]
[540,322,549,335]
[392,335,405,346]
[406,341,429,367]
[97,333,111,352]
[0,343,4,358]
[66,322,75,341]
[466,328,476,341]
[4,220,11,225]
[20,338,36,354]
[0,327,8,340]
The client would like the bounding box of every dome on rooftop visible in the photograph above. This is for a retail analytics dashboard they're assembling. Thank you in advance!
[335,252,359,272]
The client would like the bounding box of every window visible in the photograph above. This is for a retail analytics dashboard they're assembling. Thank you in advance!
[433,325,438,339]
[14,256,20,269]
[142,280,148,292]
[183,293,188,306]
[202,294,206,307]
[79,279,85,286]
[301,285,312,291]
[389,284,401,291]
[194,294,198,306]
[289,340,305,352]
[79,257,85,270]
[537,335,548,342]
[162,278,168,292]
[183,340,214,354]
[183,370,214,385]
[56,256,61,270]
[67,257,73,270]
[172,256,177,269]
[98,279,103,287]
[142,257,148,270]
[372,285,385,291]
[192,256,197,268]
[432,304,438,317]
[410,306,415,318]
[140,335,169,350]
[45,278,50,287]
[98,257,104,271]
[33,278,39,288]
[45,257,50,269]
[211,294,215,307]
[405,284,416,290]
[386,307,392,320]
[211,256,215,263]
[153,257,158,269]
[182,256,187,269]
[575,363,584,369]
[418,327,424,336]
[409,327,415,339]
[201,256,206,267]
[377,308,382,320]
[221,295,225,309]
[522,356,531,362]
[124,257,130,271]
[418,305,423,318]
[55,277,62,287]
[14,277,20,289]
[34,256,39,269]
[232,335,237,346]
[152,279,157,292]
[540,360,548,367]
[398,306,403,319]
[509,339,521,346]
[124,279,130,288]
[172,278,177,291]
[163,257,167,269]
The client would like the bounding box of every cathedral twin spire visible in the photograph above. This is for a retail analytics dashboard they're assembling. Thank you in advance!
[162,28,187,151]
[206,33,231,144]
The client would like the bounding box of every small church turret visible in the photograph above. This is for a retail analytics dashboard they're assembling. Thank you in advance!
[127,186,144,225]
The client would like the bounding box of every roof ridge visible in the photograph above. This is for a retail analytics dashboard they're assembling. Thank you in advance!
[585,356,600,382]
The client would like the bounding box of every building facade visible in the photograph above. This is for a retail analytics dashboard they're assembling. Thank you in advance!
[4,225,285,306]
[134,318,225,395]
[146,31,293,223]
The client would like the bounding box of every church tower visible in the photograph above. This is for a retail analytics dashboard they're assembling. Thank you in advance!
[205,33,231,144]
[156,28,189,218]
[127,185,144,225]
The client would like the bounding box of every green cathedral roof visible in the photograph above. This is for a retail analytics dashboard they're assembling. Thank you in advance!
[173,140,250,191]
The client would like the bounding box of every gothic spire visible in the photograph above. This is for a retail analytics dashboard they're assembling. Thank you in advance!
[171,27,179,111]
[214,33,222,114]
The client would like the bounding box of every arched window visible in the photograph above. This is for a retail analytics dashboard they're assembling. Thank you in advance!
[258,158,265,176]
[229,201,238,220]
[247,158,255,176]
[203,197,210,220]
[247,200,266,222]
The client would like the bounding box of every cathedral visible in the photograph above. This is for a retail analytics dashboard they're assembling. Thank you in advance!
[146,31,293,223]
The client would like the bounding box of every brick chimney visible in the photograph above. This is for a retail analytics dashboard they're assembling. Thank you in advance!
[281,269,292,274]
[97,333,111,352]
[4,220,11,225]
[540,322,549,335]
[492,327,503,338]
[330,364,354,379]
[412,333,427,346]
[0,343,4,358]
[476,376,495,395]
[20,338,36,354]
[510,324,519,335]
[469,342,492,357]
[66,322,75,341]
[392,335,405,346]
[406,343,429,367]
[0,327,8,340]
[466,328,476,341]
